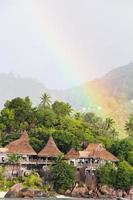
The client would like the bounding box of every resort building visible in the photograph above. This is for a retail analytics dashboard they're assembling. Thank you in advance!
[64,148,80,167]
[65,143,118,173]
[0,130,118,176]
[5,131,37,166]
[38,136,62,166]
[0,132,62,167]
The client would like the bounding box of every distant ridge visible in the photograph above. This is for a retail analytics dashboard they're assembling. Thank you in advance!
[0,63,133,136]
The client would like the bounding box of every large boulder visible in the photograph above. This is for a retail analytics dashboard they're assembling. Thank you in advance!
[5,183,23,198]
[5,183,49,198]
[71,183,89,198]
[18,188,34,198]
[99,185,115,197]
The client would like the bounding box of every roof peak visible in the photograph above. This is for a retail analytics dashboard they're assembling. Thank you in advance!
[38,136,62,157]
[5,130,37,155]
[20,130,29,141]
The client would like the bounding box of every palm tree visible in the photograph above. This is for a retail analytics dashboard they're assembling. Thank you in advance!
[125,117,133,137]
[40,93,51,107]
[8,154,21,178]
[104,118,115,130]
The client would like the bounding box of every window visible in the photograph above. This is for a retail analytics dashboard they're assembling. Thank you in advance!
[2,157,4,162]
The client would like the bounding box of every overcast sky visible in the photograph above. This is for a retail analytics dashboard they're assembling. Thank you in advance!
[0,0,133,89]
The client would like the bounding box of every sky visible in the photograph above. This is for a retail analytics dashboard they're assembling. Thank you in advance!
[0,0,133,89]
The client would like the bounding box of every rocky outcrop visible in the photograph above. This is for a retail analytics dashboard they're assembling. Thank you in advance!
[65,183,133,199]
[5,183,23,198]
[5,183,49,198]
[70,183,89,198]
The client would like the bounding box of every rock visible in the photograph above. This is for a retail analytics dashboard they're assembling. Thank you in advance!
[65,189,71,195]
[5,182,48,198]
[116,189,123,198]
[71,183,89,197]
[99,185,116,197]
[5,183,23,198]
[18,188,34,198]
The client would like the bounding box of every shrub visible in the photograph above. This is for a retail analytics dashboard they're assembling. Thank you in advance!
[51,159,76,193]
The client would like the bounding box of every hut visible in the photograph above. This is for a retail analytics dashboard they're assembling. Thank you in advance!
[65,143,118,173]
[5,131,37,165]
[38,136,62,165]
[64,148,79,166]
[79,143,118,172]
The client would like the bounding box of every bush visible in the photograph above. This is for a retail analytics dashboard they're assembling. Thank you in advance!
[96,163,117,187]
[115,161,133,190]
[23,172,43,189]
[51,159,76,193]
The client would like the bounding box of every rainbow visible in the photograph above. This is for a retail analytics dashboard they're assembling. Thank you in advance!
[18,1,128,136]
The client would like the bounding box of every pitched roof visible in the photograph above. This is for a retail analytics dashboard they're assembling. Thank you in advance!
[92,149,119,162]
[65,148,79,159]
[79,151,90,158]
[5,131,37,155]
[38,136,62,157]
[0,148,8,153]
[85,143,103,151]
[85,143,118,162]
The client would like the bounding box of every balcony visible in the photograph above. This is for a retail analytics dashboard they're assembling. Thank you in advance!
[20,159,54,165]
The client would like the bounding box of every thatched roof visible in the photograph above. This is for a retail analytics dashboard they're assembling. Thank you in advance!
[85,143,103,151]
[65,148,79,159]
[38,136,62,157]
[0,148,8,153]
[5,131,37,155]
[79,151,90,158]
[85,143,118,162]
[92,149,119,162]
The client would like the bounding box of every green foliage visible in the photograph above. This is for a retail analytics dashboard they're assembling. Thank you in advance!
[110,139,133,164]
[36,107,57,128]
[0,95,118,154]
[96,161,133,190]
[96,163,117,187]
[115,161,133,190]
[23,172,43,189]
[51,159,76,193]
[8,154,21,164]
[40,93,51,108]
[125,115,133,137]
[127,151,133,165]
[52,101,72,116]
[0,166,19,191]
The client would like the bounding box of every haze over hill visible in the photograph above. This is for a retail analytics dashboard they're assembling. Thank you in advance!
[1,63,133,136]
[0,63,133,108]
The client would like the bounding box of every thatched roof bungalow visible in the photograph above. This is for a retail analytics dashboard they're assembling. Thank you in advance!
[5,131,37,155]
[64,148,79,159]
[38,136,62,158]
[85,143,118,162]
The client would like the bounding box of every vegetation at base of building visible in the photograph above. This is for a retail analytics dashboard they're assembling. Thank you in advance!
[0,166,19,191]
[96,163,117,187]
[96,161,133,190]
[51,157,76,193]
[22,172,43,189]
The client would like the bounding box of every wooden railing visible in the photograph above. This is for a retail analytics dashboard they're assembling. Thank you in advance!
[20,159,54,165]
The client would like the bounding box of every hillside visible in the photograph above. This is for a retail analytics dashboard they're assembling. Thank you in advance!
[0,64,133,136]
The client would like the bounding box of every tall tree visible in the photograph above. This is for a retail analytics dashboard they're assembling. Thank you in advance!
[52,101,72,116]
[125,116,133,137]
[40,93,51,107]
